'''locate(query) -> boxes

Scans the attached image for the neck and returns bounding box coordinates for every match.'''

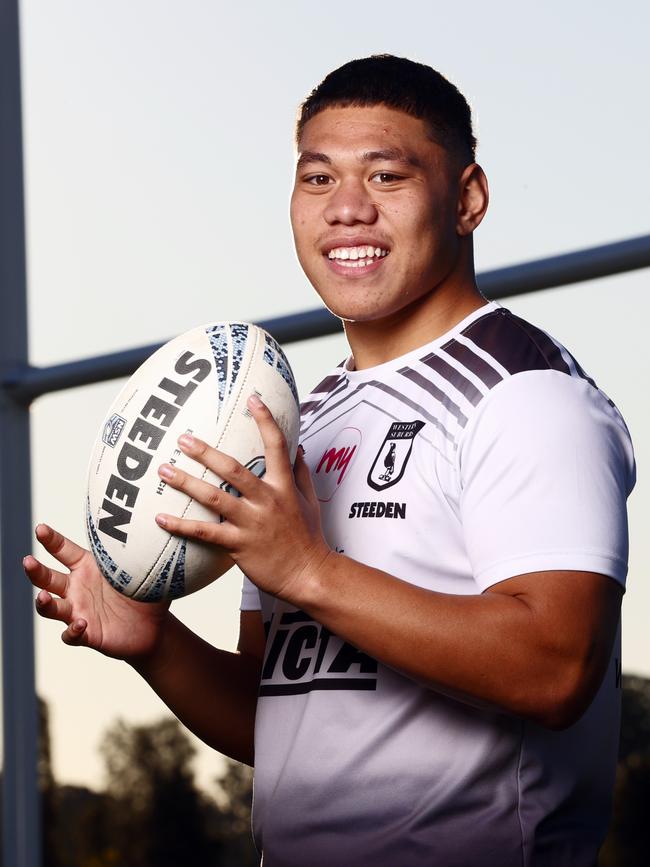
[344,277,486,372]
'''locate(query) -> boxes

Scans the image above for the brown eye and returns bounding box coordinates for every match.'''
[307,174,331,186]
[372,172,401,184]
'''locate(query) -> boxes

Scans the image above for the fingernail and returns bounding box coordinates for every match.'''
[298,445,305,455]
[156,514,168,527]
[178,433,194,448]
[159,464,174,480]
[248,393,263,408]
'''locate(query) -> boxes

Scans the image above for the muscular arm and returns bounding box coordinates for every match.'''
[155,394,630,732]
[133,609,265,765]
[290,557,622,729]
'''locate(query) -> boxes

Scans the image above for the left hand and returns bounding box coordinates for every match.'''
[155,394,332,602]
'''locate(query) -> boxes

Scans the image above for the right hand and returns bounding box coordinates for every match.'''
[24,523,170,661]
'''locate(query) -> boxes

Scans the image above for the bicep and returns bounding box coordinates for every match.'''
[487,569,623,725]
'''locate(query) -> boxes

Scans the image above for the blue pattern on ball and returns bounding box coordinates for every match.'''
[262,332,299,407]
[168,540,187,599]
[229,323,249,396]
[141,540,187,601]
[86,502,134,594]
[206,324,229,405]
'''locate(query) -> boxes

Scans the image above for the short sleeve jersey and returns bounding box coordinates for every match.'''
[241,302,635,867]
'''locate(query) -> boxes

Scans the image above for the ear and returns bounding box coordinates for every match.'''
[456,163,489,236]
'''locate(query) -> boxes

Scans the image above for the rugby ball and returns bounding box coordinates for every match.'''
[86,322,300,601]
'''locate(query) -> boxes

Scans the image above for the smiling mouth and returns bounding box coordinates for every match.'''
[326,244,390,269]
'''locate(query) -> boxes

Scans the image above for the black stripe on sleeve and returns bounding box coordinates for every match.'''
[441,339,503,388]
[311,373,345,394]
[463,309,572,376]
[420,351,484,406]
[398,367,468,426]
[369,381,456,443]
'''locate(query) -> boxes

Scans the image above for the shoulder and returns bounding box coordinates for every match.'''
[451,305,595,384]
[453,307,634,486]
[451,305,627,434]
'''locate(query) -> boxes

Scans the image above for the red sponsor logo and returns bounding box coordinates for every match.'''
[313,427,361,502]
[317,446,356,484]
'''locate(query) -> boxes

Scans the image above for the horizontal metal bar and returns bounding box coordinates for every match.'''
[477,232,650,298]
[2,308,343,404]
[4,233,650,405]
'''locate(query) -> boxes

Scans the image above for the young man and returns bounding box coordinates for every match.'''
[25,56,635,866]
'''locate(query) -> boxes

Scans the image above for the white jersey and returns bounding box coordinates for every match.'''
[241,302,635,867]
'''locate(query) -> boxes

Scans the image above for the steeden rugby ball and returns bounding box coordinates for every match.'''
[86,322,300,601]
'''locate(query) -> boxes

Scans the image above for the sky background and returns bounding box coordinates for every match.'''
[18,0,649,792]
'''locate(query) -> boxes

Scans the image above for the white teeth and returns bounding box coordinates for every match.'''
[338,258,376,268]
[328,245,389,261]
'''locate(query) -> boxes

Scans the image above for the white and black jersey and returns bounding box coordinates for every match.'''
[242,301,635,867]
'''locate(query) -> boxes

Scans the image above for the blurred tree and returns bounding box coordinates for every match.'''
[100,716,222,867]
[35,688,259,865]
[618,675,650,761]
[33,671,648,867]
[54,785,119,867]
[213,758,258,867]
[38,696,61,867]
[599,675,650,867]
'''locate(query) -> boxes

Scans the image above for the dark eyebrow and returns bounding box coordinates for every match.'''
[296,147,424,172]
[361,148,424,168]
[296,151,332,170]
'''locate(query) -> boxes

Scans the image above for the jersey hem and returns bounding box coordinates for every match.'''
[475,551,628,592]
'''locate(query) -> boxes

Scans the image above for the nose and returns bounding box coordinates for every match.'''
[323,178,378,226]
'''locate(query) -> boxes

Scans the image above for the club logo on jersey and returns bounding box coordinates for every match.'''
[102,413,127,448]
[313,427,362,502]
[367,420,424,491]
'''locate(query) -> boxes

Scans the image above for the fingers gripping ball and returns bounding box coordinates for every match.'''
[86,322,300,602]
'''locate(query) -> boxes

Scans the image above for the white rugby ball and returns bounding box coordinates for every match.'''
[86,322,300,601]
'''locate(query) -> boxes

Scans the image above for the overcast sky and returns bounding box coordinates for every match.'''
[19,0,650,791]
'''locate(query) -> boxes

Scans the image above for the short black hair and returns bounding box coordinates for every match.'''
[296,54,476,166]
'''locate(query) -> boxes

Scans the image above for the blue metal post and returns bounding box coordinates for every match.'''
[0,0,42,865]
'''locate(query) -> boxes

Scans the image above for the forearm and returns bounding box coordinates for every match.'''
[292,552,616,728]
[131,613,260,765]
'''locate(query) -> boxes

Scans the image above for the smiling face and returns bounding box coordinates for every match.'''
[290,105,483,340]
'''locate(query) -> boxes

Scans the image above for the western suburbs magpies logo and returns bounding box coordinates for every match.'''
[367,420,424,491]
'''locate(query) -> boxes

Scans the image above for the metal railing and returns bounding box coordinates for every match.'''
[5,233,650,404]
